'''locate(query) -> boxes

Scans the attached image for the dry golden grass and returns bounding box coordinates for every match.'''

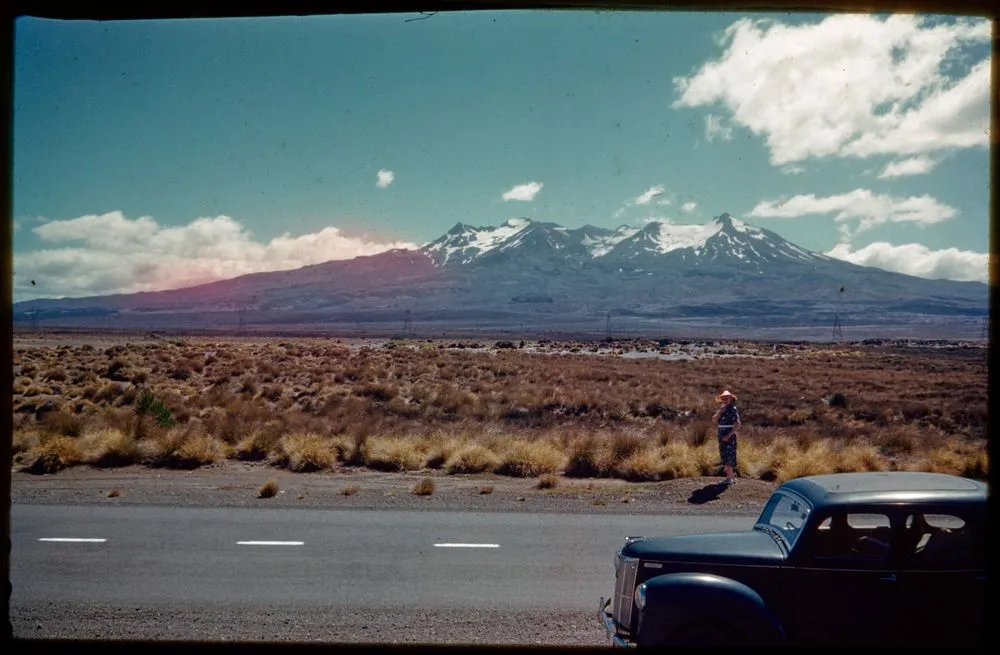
[660,440,707,480]
[537,473,558,489]
[444,443,501,474]
[615,448,663,482]
[341,485,360,496]
[233,430,282,462]
[21,435,83,474]
[420,433,463,470]
[79,427,139,467]
[273,433,337,472]
[258,479,279,498]
[412,477,436,496]
[365,436,425,472]
[11,337,988,482]
[496,440,565,477]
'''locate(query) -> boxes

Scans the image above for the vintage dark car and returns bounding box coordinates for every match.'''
[599,471,986,648]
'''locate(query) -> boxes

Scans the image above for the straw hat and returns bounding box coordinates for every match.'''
[715,390,737,403]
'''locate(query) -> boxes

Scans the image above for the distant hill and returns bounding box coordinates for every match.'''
[13,213,988,339]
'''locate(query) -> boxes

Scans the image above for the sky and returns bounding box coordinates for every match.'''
[11,9,992,302]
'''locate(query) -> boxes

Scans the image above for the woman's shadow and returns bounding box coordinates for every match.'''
[687,481,730,505]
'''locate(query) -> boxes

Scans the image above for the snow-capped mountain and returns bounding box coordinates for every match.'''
[13,213,988,337]
[421,213,833,271]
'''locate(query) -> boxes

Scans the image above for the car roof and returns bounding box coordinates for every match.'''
[777,472,987,510]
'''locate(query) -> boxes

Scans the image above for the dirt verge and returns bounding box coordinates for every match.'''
[11,461,773,516]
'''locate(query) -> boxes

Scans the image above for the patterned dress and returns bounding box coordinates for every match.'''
[716,403,740,467]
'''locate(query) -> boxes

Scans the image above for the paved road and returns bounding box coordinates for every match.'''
[11,504,755,642]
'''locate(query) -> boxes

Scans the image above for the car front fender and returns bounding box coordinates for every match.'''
[634,571,786,647]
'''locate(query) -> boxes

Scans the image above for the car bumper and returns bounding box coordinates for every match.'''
[599,597,636,648]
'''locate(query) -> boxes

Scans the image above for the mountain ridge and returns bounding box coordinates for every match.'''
[13,213,987,338]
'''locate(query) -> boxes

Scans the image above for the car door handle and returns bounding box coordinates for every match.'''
[879,574,897,582]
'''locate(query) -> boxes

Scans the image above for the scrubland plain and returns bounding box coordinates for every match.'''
[11,335,988,485]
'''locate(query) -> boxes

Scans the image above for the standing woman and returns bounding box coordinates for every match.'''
[712,390,741,486]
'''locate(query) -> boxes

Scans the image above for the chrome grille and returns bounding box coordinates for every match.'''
[612,554,639,631]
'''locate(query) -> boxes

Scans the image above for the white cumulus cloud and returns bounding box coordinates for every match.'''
[878,156,938,178]
[14,211,418,301]
[635,185,666,205]
[376,169,395,188]
[681,201,698,213]
[502,181,543,202]
[826,240,988,283]
[704,114,733,142]
[673,15,991,165]
[749,189,957,236]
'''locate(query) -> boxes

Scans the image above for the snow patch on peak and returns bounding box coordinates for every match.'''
[584,225,640,257]
[423,217,533,265]
[649,220,723,254]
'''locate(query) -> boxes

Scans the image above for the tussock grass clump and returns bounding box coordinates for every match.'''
[258,479,279,498]
[345,431,370,466]
[659,441,705,480]
[444,443,501,474]
[919,440,989,480]
[599,432,650,476]
[234,430,282,462]
[21,436,83,475]
[422,435,463,469]
[176,432,229,467]
[685,420,714,447]
[608,432,644,462]
[755,436,799,481]
[341,485,360,496]
[12,430,41,458]
[495,440,565,477]
[80,427,139,468]
[479,484,494,494]
[772,439,839,482]
[40,411,84,438]
[273,433,337,472]
[835,441,885,473]
[872,429,918,457]
[412,477,436,496]
[614,448,663,482]
[365,437,424,472]
[141,429,227,469]
[537,473,558,489]
[564,437,601,478]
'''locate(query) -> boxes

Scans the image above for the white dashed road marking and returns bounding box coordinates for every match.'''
[236,541,304,546]
[39,538,107,543]
[433,543,500,548]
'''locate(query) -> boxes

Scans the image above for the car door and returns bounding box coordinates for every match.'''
[894,507,986,649]
[782,509,902,646]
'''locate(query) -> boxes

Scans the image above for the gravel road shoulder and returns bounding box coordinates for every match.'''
[11,461,774,516]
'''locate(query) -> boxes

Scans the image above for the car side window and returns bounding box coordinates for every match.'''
[901,513,983,570]
[810,512,892,564]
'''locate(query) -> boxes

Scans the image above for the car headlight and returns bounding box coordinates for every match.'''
[634,582,647,611]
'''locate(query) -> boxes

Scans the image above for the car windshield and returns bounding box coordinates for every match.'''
[755,490,812,550]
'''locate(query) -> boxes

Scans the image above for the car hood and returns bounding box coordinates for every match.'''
[620,529,786,564]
